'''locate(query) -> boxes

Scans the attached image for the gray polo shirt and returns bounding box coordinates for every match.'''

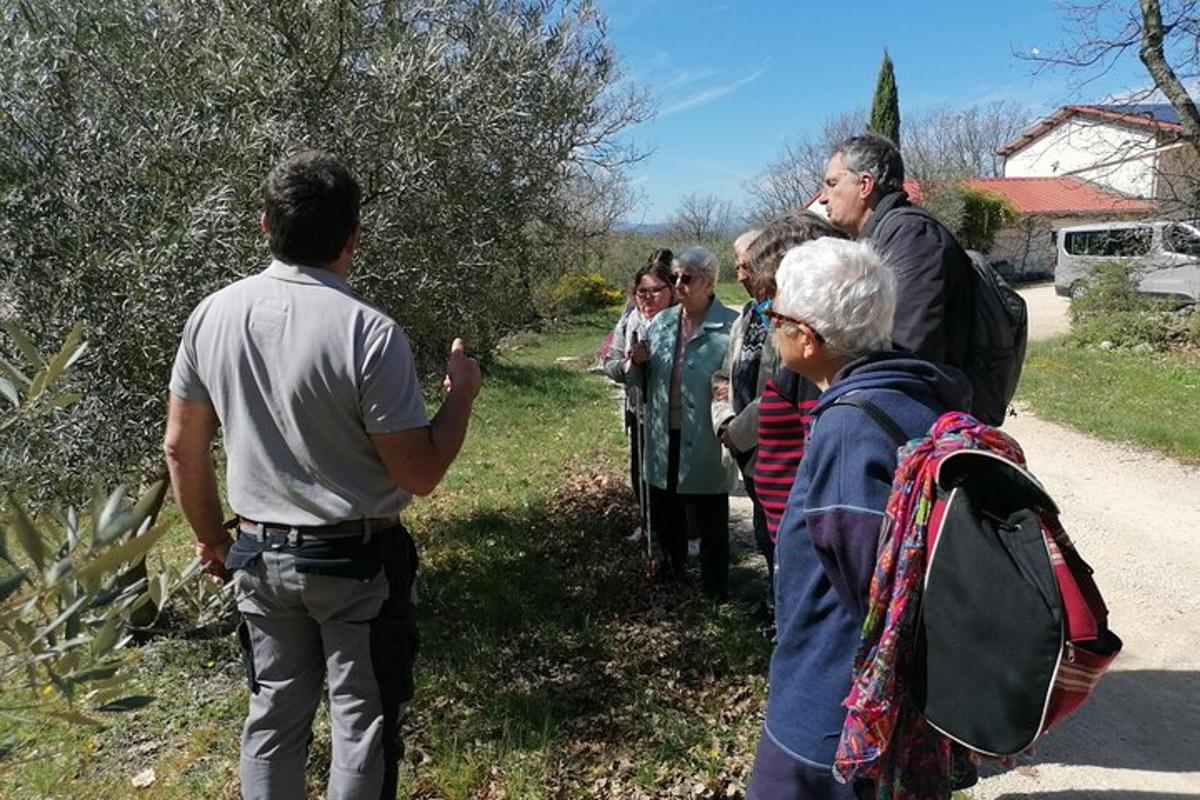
[170,260,429,526]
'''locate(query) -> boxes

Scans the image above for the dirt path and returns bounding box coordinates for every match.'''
[968,407,1200,797]
[728,285,1200,797]
[1021,283,1071,341]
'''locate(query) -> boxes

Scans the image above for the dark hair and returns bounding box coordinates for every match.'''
[646,247,673,271]
[263,150,362,267]
[746,211,847,298]
[833,133,905,196]
[631,260,673,292]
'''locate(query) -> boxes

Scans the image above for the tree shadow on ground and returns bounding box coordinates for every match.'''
[978,669,1199,777]
[410,468,770,781]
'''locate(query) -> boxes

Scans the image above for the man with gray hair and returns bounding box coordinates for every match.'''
[819,133,973,369]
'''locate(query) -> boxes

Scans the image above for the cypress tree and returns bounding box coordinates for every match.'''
[868,50,901,146]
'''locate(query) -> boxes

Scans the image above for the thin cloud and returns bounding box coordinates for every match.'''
[661,68,765,116]
[660,66,720,93]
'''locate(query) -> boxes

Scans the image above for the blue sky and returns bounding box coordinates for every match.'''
[601,0,1154,223]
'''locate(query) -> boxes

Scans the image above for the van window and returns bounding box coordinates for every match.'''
[1063,227,1152,257]
[1164,224,1200,256]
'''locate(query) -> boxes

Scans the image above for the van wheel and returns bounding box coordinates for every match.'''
[1070,282,1090,301]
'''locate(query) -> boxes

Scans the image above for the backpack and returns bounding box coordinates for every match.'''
[833,397,1122,759]
[880,207,1028,426]
[962,249,1029,427]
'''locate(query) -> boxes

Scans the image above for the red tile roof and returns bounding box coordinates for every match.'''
[905,176,1156,215]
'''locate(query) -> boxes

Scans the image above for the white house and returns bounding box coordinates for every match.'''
[998,104,1197,211]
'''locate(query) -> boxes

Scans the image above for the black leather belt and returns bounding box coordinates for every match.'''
[227,516,398,539]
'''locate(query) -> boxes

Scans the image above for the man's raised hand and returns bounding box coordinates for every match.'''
[444,337,482,399]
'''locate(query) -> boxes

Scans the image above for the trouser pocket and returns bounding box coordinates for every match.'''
[236,618,260,694]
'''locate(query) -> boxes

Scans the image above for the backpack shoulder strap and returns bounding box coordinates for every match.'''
[826,395,907,448]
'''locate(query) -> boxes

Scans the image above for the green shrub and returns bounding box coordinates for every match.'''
[1069,261,1165,320]
[924,182,1018,252]
[1070,311,1175,348]
[1184,312,1200,348]
[1067,260,1182,349]
[543,272,623,315]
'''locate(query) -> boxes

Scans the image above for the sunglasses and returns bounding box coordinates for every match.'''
[669,272,698,286]
[765,309,825,343]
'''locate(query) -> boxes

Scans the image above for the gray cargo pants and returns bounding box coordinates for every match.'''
[229,525,418,800]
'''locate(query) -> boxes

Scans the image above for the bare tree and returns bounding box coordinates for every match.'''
[904,101,1035,181]
[744,109,865,224]
[745,102,1032,223]
[1026,0,1200,212]
[668,193,735,242]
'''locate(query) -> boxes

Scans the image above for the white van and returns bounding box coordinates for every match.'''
[1054,220,1200,303]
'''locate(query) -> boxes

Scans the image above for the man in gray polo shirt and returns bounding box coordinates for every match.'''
[164,150,480,800]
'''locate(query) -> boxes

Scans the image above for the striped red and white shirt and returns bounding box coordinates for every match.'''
[753,367,821,541]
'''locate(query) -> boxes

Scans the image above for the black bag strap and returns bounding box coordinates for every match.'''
[827,395,908,448]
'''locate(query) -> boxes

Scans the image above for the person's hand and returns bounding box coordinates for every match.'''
[628,340,649,365]
[196,536,232,585]
[713,383,729,402]
[718,425,737,452]
[443,337,482,399]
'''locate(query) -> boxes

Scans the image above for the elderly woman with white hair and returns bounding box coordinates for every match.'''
[627,245,738,598]
[747,238,971,800]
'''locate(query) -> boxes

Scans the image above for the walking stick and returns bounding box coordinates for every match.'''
[630,331,655,582]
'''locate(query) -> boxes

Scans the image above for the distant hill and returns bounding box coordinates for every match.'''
[613,222,669,234]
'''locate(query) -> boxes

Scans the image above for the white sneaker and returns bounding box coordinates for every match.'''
[625,527,644,543]
[687,538,700,558]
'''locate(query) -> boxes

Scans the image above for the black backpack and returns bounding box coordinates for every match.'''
[962,248,1028,426]
[881,207,1028,426]
[831,396,1122,758]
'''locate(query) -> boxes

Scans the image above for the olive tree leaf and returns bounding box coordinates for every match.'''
[0,570,28,603]
[7,498,46,572]
[0,376,18,408]
[73,522,168,583]
[0,323,42,370]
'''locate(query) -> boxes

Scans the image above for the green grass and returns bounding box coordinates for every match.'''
[0,310,771,799]
[1017,338,1200,463]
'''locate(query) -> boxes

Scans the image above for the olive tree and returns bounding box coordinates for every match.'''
[1,323,196,722]
[0,0,647,501]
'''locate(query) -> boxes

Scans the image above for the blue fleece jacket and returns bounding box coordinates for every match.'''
[762,352,971,769]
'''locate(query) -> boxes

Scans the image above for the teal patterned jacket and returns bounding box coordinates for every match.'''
[631,298,738,495]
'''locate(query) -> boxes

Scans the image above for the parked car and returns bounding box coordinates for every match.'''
[1054,220,1200,303]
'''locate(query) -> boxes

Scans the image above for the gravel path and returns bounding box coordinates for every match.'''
[728,285,1200,797]
[968,407,1200,798]
[1021,283,1071,341]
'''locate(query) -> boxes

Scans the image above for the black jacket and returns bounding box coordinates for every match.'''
[861,190,974,368]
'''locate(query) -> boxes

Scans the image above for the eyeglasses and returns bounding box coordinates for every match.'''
[669,272,696,286]
[765,309,825,343]
[635,285,669,298]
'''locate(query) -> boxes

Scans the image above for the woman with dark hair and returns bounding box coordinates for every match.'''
[603,249,675,535]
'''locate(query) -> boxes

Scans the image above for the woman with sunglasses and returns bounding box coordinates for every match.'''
[603,249,675,534]
[747,238,971,800]
[626,245,738,598]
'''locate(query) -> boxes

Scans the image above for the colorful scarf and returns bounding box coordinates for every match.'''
[833,412,1026,798]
